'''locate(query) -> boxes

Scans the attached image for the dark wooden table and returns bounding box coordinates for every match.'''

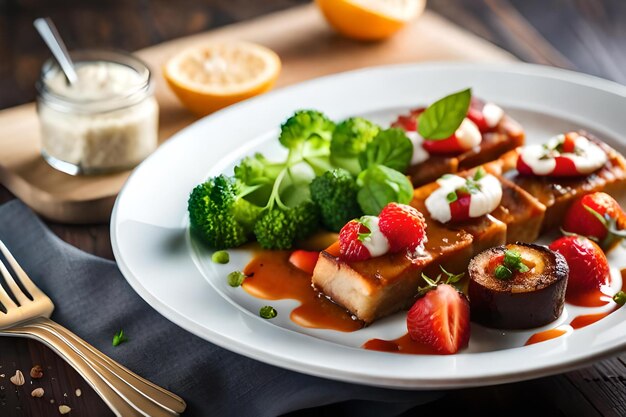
[1,0,626,416]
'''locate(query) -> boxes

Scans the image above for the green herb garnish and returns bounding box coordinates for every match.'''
[417,88,471,140]
[503,249,530,273]
[495,249,529,280]
[227,271,247,287]
[503,249,522,268]
[212,250,230,264]
[418,265,465,295]
[473,167,486,181]
[259,306,278,319]
[112,330,128,347]
[357,216,376,242]
[613,291,626,306]
[446,191,458,203]
[494,265,513,280]
[356,165,414,215]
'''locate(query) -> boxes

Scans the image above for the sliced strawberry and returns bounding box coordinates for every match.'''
[516,153,580,177]
[289,250,320,275]
[562,132,578,153]
[562,192,626,248]
[338,220,371,262]
[467,98,491,132]
[449,191,472,222]
[552,156,579,177]
[391,108,424,132]
[378,202,427,252]
[549,235,610,296]
[406,283,470,354]
[422,135,465,154]
[516,154,534,176]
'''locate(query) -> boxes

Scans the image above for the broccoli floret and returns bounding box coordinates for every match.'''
[190,110,338,251]
[279,110,335,150]
[330,117,380,176]
[291,200,320,240]
[254,209,294,249]
[310,169,362,232]
[253,201,319,249]
[188,175,262,249]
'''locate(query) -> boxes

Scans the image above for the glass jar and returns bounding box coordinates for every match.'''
[36,50,159,175]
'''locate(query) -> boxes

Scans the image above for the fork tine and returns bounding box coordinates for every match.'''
[0,256,29,306]
[0,258,20,310]
[0,240,46,301]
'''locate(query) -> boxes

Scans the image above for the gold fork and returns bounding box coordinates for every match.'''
[0,240,186,416]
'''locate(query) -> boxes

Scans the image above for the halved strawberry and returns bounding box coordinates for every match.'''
[549,235,610,296]
[406,283,470,354]
[378,202,427,252]
[467,99,490,132]
[338,219,371,262]
[391,108,424,132]
[562,132,578,153]
[516,153,580,177]
[562,192,626,249]
[449,191,472,222]
[289,250,320,275]
[421,135,465,154]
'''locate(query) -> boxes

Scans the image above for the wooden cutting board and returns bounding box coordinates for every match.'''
[0,4,516,224]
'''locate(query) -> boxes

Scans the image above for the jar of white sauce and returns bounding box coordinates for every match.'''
[36,50,159,175]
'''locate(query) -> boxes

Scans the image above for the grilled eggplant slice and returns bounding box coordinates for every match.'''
[468,243,568,329]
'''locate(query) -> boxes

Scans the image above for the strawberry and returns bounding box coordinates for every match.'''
[449,191,472,222]
[391,108,424,132]
[467,100,490,132]
[421,136,466,154]
[407,281,470,355]
[549,235,610,296]
[338,219,371,262]
[562,192,626,249]
[378,202,427,252]
[288,250,320,275]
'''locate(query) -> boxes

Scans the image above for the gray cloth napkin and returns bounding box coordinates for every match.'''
[0,200,440,417]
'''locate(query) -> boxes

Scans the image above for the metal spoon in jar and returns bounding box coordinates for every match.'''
[33,17,78,85]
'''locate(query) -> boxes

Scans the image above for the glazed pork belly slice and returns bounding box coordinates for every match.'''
[405,113,525,187]
[490,175,546,243]
[413,164,545,245]
[500,131,626,233]
[312,213,474,324]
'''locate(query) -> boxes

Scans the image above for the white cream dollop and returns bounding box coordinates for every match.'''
[359,216,390,257]
[425,173,502,223]
[425,175,466,223]
[468,174,503,218]
[455,118,482,150]
[482,102,504,128]
[405,131,429,164]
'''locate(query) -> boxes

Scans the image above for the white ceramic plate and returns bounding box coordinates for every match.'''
[112,63,626,389]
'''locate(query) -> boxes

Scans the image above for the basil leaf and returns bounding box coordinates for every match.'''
[356,165,414,215]
[417,88,472,140]
[358,128,413,173]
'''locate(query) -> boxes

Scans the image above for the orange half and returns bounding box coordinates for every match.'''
[316,0,426,41]
[164,41,281,116]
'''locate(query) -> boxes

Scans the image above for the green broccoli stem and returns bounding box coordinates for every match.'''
[265,166,289,211]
